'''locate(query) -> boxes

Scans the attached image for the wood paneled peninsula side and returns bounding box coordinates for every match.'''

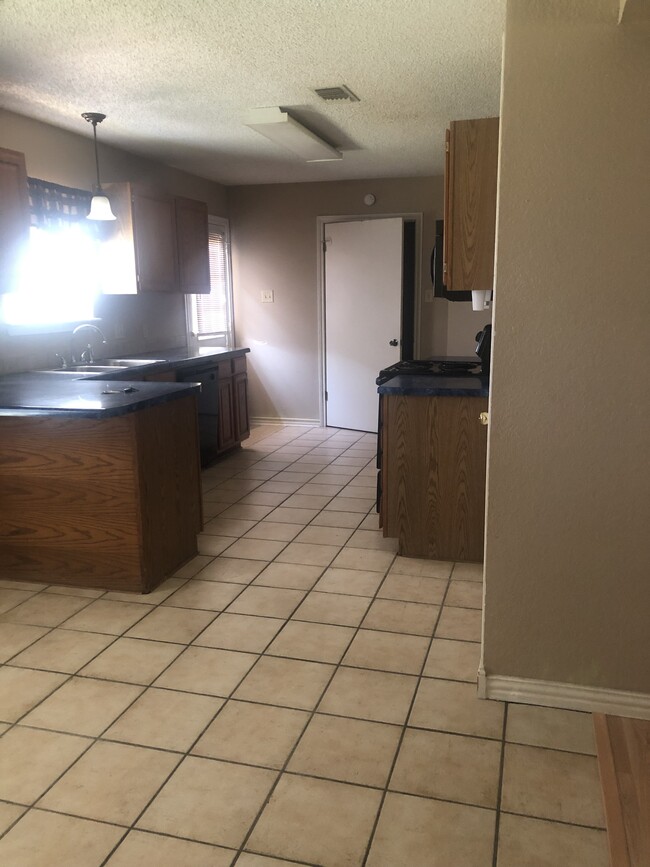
[0,379,202,592]
[377,373,489,562]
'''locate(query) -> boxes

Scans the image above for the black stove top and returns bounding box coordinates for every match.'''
[376,358,485,385]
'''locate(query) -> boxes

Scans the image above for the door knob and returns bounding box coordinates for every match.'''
[389,339,399,346]
[479,412,489,426]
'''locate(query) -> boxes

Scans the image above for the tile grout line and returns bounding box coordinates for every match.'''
[491,701,509,866]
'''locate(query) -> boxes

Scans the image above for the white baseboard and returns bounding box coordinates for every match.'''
[251,416,321,426]
[481,672,650,720]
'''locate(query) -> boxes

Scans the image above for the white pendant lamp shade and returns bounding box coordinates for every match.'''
[87,194,116,221]
[81,111,117,221]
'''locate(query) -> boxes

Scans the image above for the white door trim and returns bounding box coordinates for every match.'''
[316,212,423,427]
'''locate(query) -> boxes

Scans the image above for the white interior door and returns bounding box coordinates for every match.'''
[324,218,403,432]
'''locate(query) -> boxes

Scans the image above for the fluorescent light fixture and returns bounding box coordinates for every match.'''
[244,107,342,162]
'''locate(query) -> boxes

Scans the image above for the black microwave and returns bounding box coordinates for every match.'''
[431,219,472,302]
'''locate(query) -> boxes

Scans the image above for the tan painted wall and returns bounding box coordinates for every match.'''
[228,176,484,422]
[484,0,650,693]
[0,110,228,373]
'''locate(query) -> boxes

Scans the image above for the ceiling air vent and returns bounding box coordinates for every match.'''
[314,85,359,103]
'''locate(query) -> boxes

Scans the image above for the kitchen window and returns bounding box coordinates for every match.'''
[186,216,234,347]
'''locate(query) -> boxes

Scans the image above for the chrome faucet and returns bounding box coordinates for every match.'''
[71,323,107,364]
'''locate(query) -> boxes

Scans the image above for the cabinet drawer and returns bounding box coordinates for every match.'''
[217,360,233,378]
[233,355,247,375]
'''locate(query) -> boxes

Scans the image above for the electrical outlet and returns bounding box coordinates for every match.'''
[424,290,434,303]
[261,290,274,303]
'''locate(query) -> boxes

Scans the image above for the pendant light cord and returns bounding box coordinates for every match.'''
[92,121,102,192]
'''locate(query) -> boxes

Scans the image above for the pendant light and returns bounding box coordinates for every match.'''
[81,112,116,221]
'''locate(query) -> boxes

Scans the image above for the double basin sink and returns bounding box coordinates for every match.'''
[38,359,167,376]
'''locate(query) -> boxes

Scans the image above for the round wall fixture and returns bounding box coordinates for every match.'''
[363,193,376,206]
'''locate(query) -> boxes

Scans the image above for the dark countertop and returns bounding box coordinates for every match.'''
[378,373,489,397]
[0,345,250,418]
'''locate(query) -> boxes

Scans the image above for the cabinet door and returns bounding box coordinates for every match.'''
[175,197,211,294]
[217,377,237,452]
[132,192,178,292]
[0,148,30,294]
[444,117,499,293]
[234,373,250,442]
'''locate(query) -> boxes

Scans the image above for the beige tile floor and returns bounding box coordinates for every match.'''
[0,424,609,866]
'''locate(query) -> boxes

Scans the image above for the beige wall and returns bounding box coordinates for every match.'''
[484,0,650,693]
[228,176,484,422]
[0,110,228,374]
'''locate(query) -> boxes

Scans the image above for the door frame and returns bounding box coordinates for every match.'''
[316,212,423,426]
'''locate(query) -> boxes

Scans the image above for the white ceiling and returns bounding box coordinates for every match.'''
[0,0,506,186]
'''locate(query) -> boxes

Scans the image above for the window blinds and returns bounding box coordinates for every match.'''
[192,218,232,337]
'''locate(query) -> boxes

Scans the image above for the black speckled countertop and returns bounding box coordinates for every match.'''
[378,374,489,398]
[0,345,249,418]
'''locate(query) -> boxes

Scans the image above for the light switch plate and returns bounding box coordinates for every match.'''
[261,290,274,303]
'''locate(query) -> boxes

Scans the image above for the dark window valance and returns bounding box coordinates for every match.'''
[28,178,92,230]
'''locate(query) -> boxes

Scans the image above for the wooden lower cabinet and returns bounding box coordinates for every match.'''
[380,394,488,561]
[217,374,237,452]
[0,395,202,592]
[234,371,250,442]
[216,355,250,455]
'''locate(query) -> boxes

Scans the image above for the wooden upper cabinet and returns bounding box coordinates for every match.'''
[443,117,499,293]
[132,190,178,293]
[0,148,30,294]
[175,197,211,294]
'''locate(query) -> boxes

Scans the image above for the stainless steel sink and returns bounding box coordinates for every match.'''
[36,366,125,375]
[102,358,167,366]
[37,358,168,375]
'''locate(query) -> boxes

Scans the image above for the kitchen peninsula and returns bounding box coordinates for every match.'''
[0,378,202,592]
[377,372,489,562]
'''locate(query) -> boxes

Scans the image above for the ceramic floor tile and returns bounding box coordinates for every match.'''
[104,687,223,752]
[452,562,484,582]
[224,539,289,561]
[154,646,257,697]
[0,580,47,591]
[63,600,153,635]
[245,521,304,542]
[501,743,606,827]
[410,678,504,739]
[292,590,371,627]
[11,628,114,674]
[0,802,25,835]
[319,666,417,724]
[102,577,188,605]
[196,557,265,584]
[21,676,143,736]
[266,620,355,664]
[391,727,502,808]
[313,566,384,597]
[193,699,308,769]
[496,813,609,867]
[138,755,276,847]
[282,494,333,510]
[239,491,293,507]
[366,792,495,867]
[423,638,481,682]
[234,656,334,710]
[195,613,285,652]
[294,525,354,546]
[436,605,482,641]
[0,809,124,867]
[345,529,399,552]
[325,496,374,512]
[80,637,183,685]
[287,713,401,788]
[0,587,41,615]
[0,726,90,803]
[173,554,215,579]
[227,585,306,618]
[39,740,180,825]
[162,579,243,611]
[253,562,324,591]
[220,503,276,521]
[107,830,234,867]
[310,510,363,529]
[259,482,303,495]
[362,598,440,636]
[343,629,429,674]
[0,622,50,663]
[248,773,382,867]
[0,592,92,627]
[198,535,237,556]
[446,580,484,609]
[275,542,340,567]
[506,704,596,754]
[44,585,106,599]
[0,665,67,722]
[204,517,258,536]
[267,507,320,524]
[125,605,216,644]
[377,573,447,605]
[390,556,454,579]
[332,548,395,572]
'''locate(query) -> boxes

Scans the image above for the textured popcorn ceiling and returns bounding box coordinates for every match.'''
[0,0,505,185]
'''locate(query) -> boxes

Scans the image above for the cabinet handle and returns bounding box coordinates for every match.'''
[389,339,399,346]
[479,412,489,426]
